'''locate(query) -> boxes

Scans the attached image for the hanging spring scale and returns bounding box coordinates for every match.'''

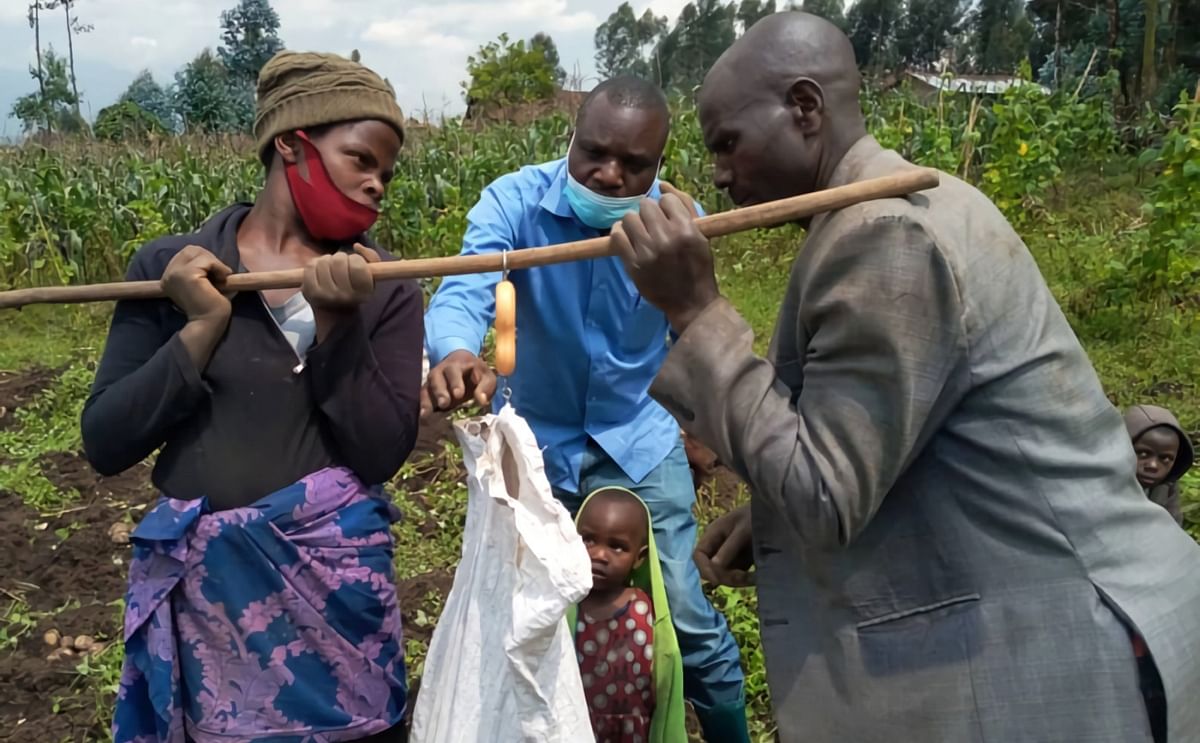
[494,248,516,405]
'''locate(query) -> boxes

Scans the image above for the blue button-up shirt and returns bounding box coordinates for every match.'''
[425,158,698,493]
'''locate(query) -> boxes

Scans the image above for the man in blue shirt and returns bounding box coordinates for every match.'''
[422,77,749,741]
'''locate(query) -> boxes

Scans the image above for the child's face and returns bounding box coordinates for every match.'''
[577,497,649,594]
[1134,426,1181,489]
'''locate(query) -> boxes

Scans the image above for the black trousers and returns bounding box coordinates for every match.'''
[1139,652,1167,743]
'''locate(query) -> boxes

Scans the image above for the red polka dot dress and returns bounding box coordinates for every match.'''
[575,588,656,743]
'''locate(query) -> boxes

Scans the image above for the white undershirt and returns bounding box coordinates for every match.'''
[267,292,317,361]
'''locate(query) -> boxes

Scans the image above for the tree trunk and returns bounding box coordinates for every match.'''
[63,0,80,115]
[1054,0,1063,88]
[1164,0,1180,74]
[1140,0,1159,103]
[1107,0,1129,105]
[31,1,50,132]
[1106,0,1119,51]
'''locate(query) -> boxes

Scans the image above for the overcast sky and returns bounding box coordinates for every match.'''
[0,0,705,138]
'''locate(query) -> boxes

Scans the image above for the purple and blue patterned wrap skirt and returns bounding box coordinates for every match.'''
[113,467,407,743]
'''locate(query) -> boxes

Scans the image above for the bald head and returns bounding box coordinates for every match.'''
[705,11,861,112]
[696,11,868,205]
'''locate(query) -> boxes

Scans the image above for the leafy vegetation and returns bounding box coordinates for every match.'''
[594,2,670,80]
[0,363,92,511]
[10,48,85,136]
[93,101,170,142]
[216,0,285,131]
[117,71,177,134]
[1134,86,1200,296]
[462,34,561,109]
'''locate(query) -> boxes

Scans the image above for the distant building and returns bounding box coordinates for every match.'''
[463,88,586,125]
[899,71,1052,100]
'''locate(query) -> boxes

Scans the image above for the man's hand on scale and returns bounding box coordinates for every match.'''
[420,350,497,417]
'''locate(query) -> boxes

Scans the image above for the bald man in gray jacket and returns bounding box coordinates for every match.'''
[611,11,1200,743]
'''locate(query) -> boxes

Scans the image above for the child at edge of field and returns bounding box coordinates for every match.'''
[569,487,688,743]
[1125,404,1194,526]
[1123,403,1194,743]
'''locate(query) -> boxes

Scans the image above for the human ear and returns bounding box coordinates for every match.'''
[275,132,302,165]
[786,77,825,136]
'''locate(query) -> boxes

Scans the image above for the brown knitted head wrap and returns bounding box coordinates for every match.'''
[254,51,405,162]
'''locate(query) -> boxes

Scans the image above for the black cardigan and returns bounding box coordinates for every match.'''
[81,204,423,509]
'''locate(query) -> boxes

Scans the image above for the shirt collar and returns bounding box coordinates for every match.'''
[539,158,575,219]
[538,157,665,223]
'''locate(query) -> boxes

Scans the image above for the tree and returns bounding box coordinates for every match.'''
[655,0,737,91]
[972,0,1035,72]
[26,2,48,132]
[1162,0,1178,72]
[1160,0,1198,96]
[796,0,847,30]
[462,33,557,107]
[897,0,964,68]
[1139,0,1159,100]
[1161,0,1198,78]
[846,0,903,69]
[530,32,567,86]
[11,48,84,134]
[58,0,92,116]
[594,2,668,80]
[218,0,284,129]
[1024,0,1197,107]
[736,0,777,31]
[120,70,176,131]
[174,49,240,133]
[218,0,284,80]
[94,100,168,140]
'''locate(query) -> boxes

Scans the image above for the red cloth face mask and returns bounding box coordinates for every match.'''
[284,130,379,242]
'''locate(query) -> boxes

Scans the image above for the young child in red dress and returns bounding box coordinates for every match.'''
[573,488,656,743]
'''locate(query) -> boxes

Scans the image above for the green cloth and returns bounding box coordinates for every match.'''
[567,488,688,743]
[253,50,405,159]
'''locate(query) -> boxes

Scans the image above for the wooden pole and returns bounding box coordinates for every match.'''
[1073,48,1099,100]
[0,170,939,310]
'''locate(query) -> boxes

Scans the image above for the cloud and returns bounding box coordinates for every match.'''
[635,0,693,21]
[0,4,28,25]
[378,1,598,34]
[362,20,470,53]
[0,0,702,133]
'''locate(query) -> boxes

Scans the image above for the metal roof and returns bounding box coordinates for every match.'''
[906,71,1052,96]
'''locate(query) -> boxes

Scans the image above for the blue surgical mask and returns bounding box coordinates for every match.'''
[564,171,653,230]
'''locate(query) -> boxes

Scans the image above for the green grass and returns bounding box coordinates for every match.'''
[0,362,94,510]
[62,603,126,739]
[388,440,468,580]
[0,596,43,652]
[712,227,798,356]
[0,305,108,370]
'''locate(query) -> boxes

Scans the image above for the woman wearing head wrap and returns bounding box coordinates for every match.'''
[83,52,419,742]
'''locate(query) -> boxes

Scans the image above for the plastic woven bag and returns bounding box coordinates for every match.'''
[410,404,595,743]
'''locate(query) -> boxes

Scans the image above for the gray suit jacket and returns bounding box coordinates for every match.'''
[651,136,1200,741]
